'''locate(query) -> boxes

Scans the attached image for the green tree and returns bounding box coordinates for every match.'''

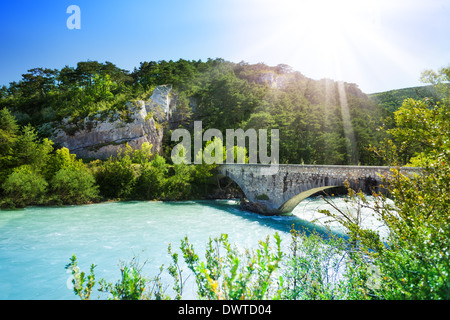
[94,151,137,200]
[50,167,99,205]
[130,142,152,165]
[420,65,450,103]
[11,124,53,172]
[133,154,168,200]
[195,71,264,131]
[383,97,449,166]
[43,147,84,179]
[2,165,48,208]
[165,163,195,200]
[0,108,19,179]
[89,74,115,101]
[20,68,57,98]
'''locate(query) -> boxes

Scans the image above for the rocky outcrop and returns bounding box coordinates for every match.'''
[145,85,173,122]
[51,85,173,159]
[240,198,277,216]
[255,72,290,89]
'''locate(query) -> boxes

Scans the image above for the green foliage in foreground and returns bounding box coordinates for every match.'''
[66,229,375,300]
[319,162,450,300]
[66,152,450,301]
[320,65,450,299]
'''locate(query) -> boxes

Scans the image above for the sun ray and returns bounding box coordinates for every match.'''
[337,81,358,164]
[231,0,436,93]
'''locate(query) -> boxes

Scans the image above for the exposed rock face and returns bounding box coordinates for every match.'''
[51,85,173,159]
[255,72,289,88]
[145,85,173,122]
[240,71,292,89]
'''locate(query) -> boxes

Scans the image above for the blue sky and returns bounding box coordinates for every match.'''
[1,0,449,93]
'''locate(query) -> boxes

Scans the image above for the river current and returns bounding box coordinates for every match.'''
[0,197,384,300]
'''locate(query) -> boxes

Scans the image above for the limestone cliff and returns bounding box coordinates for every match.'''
[254,72,290,88]
[51,85,173,159]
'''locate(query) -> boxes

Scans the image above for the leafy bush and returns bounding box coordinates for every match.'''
[364,66,449,299]
[1,165,48,208]
[94,154,137,200]
[164,163,195,200]
[133,155,168,200]
[65,255,96,300]
[50,167,99,205]
[179,233,283,300]
[66,255,172,300]
[321,163,450,300]
[281,229,371,300]
[66,229,375,300]
[98,258,169,300]
[256,194,270,200]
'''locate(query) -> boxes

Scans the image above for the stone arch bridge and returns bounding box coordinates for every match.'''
[217,164,421,215]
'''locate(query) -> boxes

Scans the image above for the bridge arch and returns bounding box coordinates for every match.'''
[278,186,339,214]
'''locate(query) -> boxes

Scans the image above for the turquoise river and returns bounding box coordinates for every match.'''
[0,197,384,300]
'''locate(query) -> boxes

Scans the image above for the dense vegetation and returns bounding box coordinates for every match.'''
[1,58,449,300]
[1,58,388,166]
[0,58,393,208]
[0,107,216,208]
[368,85,439,113]
[66,65,449,300]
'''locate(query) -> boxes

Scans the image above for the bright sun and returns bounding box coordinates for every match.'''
[278,0,383,78]
[233,0,429,92]
[237,0,409,84]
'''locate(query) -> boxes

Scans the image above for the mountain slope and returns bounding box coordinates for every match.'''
[368,85,438,112]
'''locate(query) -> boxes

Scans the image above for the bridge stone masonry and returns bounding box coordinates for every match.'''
[217,164,422,216]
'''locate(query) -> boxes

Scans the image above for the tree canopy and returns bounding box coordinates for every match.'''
[0,58,398,166]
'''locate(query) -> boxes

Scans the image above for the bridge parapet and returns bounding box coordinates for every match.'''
[217,164,421,215]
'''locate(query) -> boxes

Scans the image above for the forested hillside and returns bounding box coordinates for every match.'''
[0,58,389,166]
[369,85,439,112]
